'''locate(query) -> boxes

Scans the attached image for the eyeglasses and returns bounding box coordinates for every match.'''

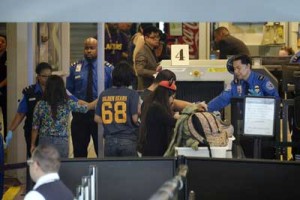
[27,159,34,166]
[148,36,160,40]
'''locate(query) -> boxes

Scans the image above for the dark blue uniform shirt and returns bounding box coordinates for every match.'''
[208,71,280,112]
[66,59,98,101]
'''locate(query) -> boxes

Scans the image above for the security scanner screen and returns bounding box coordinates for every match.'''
[243,96,276,137]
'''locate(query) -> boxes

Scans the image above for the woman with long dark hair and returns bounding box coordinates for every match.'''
[138,80,177,156]
[31,75,95,158]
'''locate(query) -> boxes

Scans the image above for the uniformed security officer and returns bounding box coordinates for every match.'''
[207,54,280,159]
[6,62,52,157]
[67,37,99,157]
[208,54,279,112]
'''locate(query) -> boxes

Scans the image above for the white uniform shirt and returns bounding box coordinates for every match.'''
[24,173,60,200]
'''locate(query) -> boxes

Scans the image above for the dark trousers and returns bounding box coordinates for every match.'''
[71,111,98,157]
[24,130,39,158]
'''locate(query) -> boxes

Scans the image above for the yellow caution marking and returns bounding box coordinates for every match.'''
[3,186,21,200]
[207,68,227,73]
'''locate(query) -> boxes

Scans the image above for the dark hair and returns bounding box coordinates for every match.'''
[32,144,60,173]
[143,26,159,37]
[280,46,295,55]
[214,27,230,36]
[0,34,7,41]
[138,85,175,152]
[154,69,176,84]
[140,23,153,30]
[43,75,68,120]
[112,61,135,87]
[232,54,252,67]
[35,62,52,75]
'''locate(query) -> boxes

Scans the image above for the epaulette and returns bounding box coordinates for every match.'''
[258,75,265,81]
[104,61,114,68]
[22,85,35,95]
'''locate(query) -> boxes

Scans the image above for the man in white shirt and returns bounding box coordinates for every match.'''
[24,144,73,200]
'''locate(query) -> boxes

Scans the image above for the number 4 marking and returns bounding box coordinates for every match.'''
[175,49,184,61]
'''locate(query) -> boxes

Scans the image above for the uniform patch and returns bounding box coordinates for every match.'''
[75,63,82,72]
[266,81,275,90]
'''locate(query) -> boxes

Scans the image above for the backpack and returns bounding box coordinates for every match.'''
[164,104,233,157]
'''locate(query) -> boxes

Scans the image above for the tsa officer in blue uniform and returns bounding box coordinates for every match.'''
[208,54,279,112]
[207,54,280,159]
[67,37,100,157]
[6,62,52,157]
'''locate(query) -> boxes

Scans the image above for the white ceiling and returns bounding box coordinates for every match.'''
[0,0,300,22]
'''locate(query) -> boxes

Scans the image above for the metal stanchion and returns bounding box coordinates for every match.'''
[74,165,97,200]
[148,165,188,200]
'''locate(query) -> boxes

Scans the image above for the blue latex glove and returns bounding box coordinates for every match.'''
[5,130,13,147]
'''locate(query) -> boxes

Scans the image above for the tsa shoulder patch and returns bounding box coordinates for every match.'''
[266,81,275,90]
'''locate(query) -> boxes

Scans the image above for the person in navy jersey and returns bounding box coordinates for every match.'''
[105,23,129,66]
[24,144,74,200]
[94,61,140,157]
[208,54,279,112]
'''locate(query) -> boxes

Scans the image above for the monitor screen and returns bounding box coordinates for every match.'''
[243,96,276,137]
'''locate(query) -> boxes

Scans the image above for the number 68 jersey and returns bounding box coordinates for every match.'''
[95,86,140,138]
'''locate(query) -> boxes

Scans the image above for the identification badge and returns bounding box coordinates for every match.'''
[75,63,82,72]
[75,75,81,79]
[29,97,36,101]
[237,85,242,96]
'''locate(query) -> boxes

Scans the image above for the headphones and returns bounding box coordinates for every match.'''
[159,80,177,91]
[226,55,236,74]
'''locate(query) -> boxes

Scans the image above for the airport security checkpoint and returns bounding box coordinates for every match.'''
[2,56,297,200]
[2,21,300,199]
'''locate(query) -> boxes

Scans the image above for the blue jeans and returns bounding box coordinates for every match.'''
[39,135,69,158]
[104,137,137,157]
